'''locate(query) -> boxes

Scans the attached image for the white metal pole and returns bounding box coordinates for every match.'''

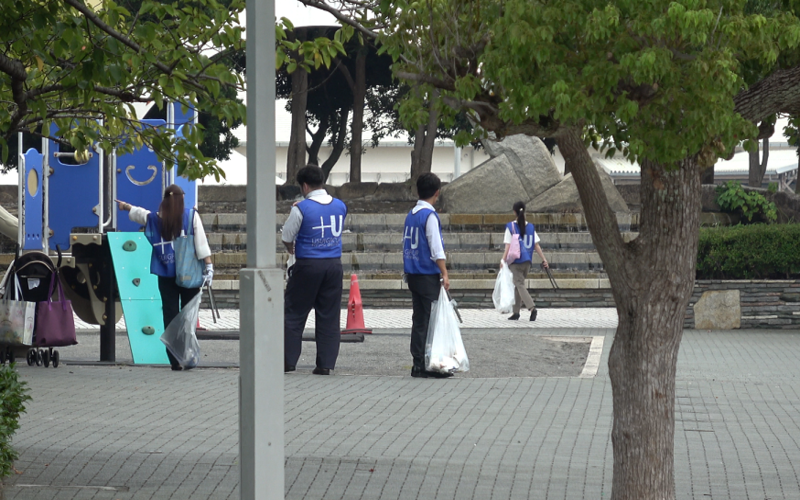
[166,103,174,189]
[98,146,104,234]
[454,145,461,179]
[240,1,283,499]
[43,137,49,251]
[111,151,117,231]
[17,133,23,248]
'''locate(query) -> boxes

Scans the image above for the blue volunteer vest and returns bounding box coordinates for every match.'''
[145,208,194,277]
[295,198,347,259]
[506,221,536,264]
[403,208,443,275]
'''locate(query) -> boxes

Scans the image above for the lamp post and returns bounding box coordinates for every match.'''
[240,1,283,499]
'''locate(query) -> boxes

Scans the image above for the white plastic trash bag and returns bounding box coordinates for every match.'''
[160,292,202,369]
[493,262,515,314]
[425,286,469,374]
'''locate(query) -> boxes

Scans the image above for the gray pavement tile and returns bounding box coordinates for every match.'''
[5,329,800,499]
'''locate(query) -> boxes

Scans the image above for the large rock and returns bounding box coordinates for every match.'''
[440,154,530,213]
[338,182,378,199]
[527,163,630,213]
[482,135,562,200]
[440,135,561,213]
[693,290,741,330]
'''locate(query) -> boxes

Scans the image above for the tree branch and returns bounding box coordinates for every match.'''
[297,0,379,41]
[62,0,173,76]
[395,71,456,91]
[735,64,800,123]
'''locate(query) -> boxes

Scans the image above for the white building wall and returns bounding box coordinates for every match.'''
[271,143,492,185]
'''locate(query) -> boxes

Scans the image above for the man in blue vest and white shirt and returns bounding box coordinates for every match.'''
[282,165,347,375]
[403,173,453,378]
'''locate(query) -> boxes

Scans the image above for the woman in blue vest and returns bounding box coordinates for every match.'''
[501,201,549,321]
[117,184,213,370]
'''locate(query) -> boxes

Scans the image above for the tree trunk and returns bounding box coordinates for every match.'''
[700,164,714,185]
[410,90,440,183]
[286,66,308,185]
[349,50,366,183]
[307,113,330,167]
[321,109,349,182]
[748,137,770,187]
[559,127,701,500]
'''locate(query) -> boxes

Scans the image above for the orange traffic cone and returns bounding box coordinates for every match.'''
[342,274,372,335]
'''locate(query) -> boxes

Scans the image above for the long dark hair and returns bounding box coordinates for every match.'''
[513,201,526,237]
[159,184,185,241]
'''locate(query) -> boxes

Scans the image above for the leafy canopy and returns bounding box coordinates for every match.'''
[0,0,246,181]
[375,0,800,167]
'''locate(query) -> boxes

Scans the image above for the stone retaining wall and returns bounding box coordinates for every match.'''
[684,280,800,329]
[200,279,800,329]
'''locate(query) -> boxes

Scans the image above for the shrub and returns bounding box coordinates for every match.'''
[697,224,800,279]
[715,180,777,223]
[0,363,30,481]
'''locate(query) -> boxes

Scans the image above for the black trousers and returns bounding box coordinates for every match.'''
[158,276,200,368]
[284,258,343,370]
[406,273,441,369]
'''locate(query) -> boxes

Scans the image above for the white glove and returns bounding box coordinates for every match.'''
[203,263,214,286]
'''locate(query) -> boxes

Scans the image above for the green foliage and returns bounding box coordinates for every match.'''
[0,363,31,480]
[371,0,800,167]
[768,181,779,193]
[275,18,350,73]
[715,180,778,222]
[786,115,800,157]
[0,0,247,180]
[697,223,800,278]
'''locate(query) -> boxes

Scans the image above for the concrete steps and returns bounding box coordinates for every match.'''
[199,212,630,282]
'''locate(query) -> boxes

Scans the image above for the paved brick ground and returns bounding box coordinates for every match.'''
[5,328,800,499]
[75,307,620,331]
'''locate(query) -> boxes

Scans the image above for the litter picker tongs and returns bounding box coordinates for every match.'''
[542,263,559,289]
[204,283,221,323]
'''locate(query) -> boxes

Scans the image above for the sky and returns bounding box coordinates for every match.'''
[275,2,337,26]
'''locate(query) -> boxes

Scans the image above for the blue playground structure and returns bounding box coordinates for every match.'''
[11,103,199,365]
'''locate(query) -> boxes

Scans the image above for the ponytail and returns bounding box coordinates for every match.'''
[159,184,185,241]
[513,201,526,237]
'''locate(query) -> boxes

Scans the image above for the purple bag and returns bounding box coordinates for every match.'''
[34,274,77,347]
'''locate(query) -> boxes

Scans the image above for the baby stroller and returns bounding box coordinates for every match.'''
[1,248,69,367]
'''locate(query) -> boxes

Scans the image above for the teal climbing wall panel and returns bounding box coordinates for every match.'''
[107,232,168,365]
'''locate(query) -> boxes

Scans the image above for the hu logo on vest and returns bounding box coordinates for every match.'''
[403,226,421,261]
[311,215,343,248]
[523,234,534,249]
[312,215,344,238]
[403,226,420,249]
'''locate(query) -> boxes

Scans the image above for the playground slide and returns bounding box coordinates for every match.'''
[107,233,169,365]
[0,206,18,242]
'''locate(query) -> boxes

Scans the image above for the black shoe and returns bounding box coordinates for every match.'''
[170,365,183,371]
[284,364,296,373]
[312,367,331,375]
[411,366,429,378]
[530,308,537,321]
[508,313,520,320]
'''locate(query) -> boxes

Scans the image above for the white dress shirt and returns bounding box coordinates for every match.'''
[412,200,446,261]
[128,206,211,259]
[281,189,334,243]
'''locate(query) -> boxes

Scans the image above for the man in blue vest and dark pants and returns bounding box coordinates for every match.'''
[403,173,453,378]
[282,165,347,375]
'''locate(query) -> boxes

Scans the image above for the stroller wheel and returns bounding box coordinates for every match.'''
[52,350,60,368]
[42,349,50,368]
[26,349,35,366]
[35,349,43,367]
